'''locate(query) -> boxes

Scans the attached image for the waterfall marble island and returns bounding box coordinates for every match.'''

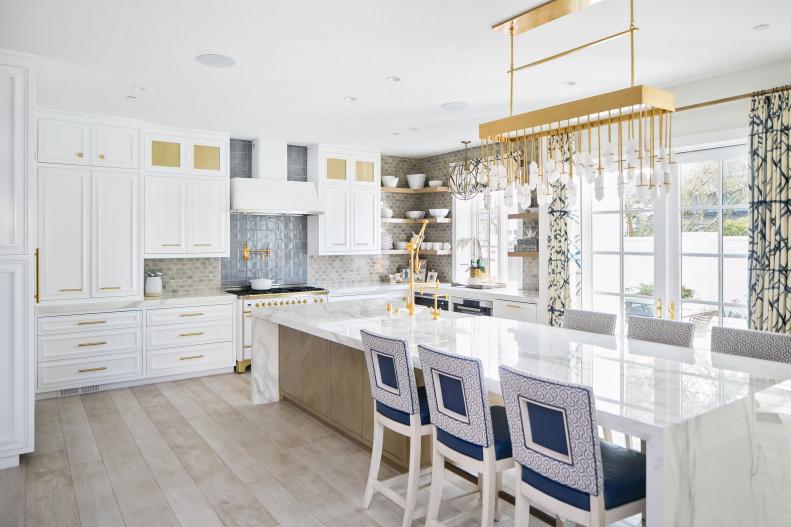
[251,299,791,526]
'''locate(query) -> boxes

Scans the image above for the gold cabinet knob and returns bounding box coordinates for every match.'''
[99,153,105,160]
[76,152,84,158]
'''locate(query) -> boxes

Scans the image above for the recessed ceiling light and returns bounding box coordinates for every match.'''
[392,132,400,136]
[130,86,147,93]
[440,101,469,111]
[196,53,236,68]
[125,95,137,100]
[752,24,770,31]
[408,127,420,132]
[385,75,402,83]
[561,80,576,87]
[343,96,357,102]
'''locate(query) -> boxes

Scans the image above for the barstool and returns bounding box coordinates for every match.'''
[562,309,617,336]
[627,315,695,347]
[499,365,646,527]
[711,325,791,363]
[417,344,513,527]
[360,330,432,527]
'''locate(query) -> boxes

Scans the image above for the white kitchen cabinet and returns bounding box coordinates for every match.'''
[188,177,228,254]
[37,118,91,165]
[351,188,379,251]
[190,138,226,177]
[144,175,187,254]
[145,130,228,176]
[0,261,33,469]
[91,125,139,168]
[0,64,30,256]
[145,132,187,173]
[38,166,91,301]
[321,186,351,252]
[92,170,140,298]
[492,299,537,323]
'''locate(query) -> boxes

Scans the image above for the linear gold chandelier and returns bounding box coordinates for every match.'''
[478,0,676,205]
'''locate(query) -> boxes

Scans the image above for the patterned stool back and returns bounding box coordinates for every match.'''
[627,315,694,347]
[711,326,791,363]
[499,365,603,498]
[417,344,494,448]
[360,330,420,415]
[562,309,617,336]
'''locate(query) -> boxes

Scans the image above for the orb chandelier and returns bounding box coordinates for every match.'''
[447,140,486,200]
[477,0,676,205]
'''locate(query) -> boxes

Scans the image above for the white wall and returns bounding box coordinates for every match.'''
[666,58,791,148]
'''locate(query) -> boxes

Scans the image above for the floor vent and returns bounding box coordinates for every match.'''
[59,385,102,397]
[60,388,79,397]
[79,385,102,394]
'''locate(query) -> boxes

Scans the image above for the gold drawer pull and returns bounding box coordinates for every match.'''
[505,304,522,309]
[77,320,107,326]
[179,312,204,317]
[179,331,204,337]
[76,152,84,158]
[60,288,83,292]
[78,366,107,373]
[243,310,252,315]
[179,354,204,361]
[78,341,107,347]
[160,243,180,247]
[193,243,211,247]
[99,153,105,160]
[243,345,252,349]
[100,286,121,290]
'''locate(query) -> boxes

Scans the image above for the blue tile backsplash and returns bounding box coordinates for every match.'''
[221,143,309,287]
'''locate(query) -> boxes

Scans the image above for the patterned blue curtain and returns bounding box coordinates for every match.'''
[546,134,574,326]
[748,89,791,334]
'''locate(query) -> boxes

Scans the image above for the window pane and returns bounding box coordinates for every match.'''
[722,305,748,329]
[681,160,719,207]
[723,209,748,254]
[722,157,749,206]
[624,296,655,318]
[623,180,652,210]
[722,257,748,305]
[592,182,621,212]
[592,213,620,252]
[623,211,653,253]
[592,254,620,293]
[623,255,654,297]
[593,294,623,332]
[681,210,719,254]
[681,256,719,302]
[681,302,719,347]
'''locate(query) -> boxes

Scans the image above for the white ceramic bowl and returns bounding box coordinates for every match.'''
[395,241,409,250]
[428,180,443,187]
[428,208,449,218]
[381,207,394,218]
[442,242,451,250]
[381,176,399,188]
[406,174,426,189]
[251,278,272,290]
[405,210,426,219]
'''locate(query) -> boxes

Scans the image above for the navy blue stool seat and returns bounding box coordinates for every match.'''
[436,406,512,461]
[376,386,431,426]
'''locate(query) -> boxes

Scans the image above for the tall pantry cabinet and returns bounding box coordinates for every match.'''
[0,51,35,469]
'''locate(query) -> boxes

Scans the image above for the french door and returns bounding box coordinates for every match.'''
[581,143,749,343]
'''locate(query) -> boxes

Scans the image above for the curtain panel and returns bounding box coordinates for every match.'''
[546,134,574,326]
[748,89,791,334]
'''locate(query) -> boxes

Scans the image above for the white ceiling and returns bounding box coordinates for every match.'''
[1,0,789,157]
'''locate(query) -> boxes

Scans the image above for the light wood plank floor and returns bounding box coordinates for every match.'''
[0,373,639,526]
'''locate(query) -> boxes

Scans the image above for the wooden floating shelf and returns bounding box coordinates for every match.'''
[381,186,450,194]
[508,251,539,257]
[381,249,452,256]
[381,217,452,224]
[508,210,539,220]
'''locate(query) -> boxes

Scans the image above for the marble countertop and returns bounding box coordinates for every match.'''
[35,290,236,315]
[254,298,791,434]
[324,281,540,303]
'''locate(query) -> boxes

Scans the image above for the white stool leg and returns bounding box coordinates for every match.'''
[480,451,497,527]
[513,476,529,527]
[402,431,422,527]
[426,436,444,525]
[494,471,503,522]
[363,417,384,508]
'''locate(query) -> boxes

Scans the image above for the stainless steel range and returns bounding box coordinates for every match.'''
[224,285,329,373]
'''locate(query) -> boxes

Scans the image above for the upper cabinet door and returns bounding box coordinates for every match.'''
[351,189,379,252]
[188,178,228,254]
[144,175,187,254]
[321,187,350,252]
[322,153,349,183]
[0,64,28,255]
[92,125,139,169]
[190,139,226,177]
[92,171,140,298]
[38,118,90,165]
[353,156,380,186]
[145,133,186,173]
[38,167,90,301]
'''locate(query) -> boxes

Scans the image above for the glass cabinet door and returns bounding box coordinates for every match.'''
[146,134,185,173]
[325,156,348,182]
[191,139,225,175]
[354,159,375,183]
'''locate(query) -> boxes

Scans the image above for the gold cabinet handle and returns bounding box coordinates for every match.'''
[60,288,83,292]
[78,341,107,347]
[669,300,676,320]
[100,286,121,290]
[78,366,107,373]
[179,312,204,317]
[193,243,211,247]
[179,331,204,337]
[161,243,180,247]
[99,153,105,160]
[179,354,204,361]
[78,320,106,326]
[34,248,40,304]
[656,298,662,319]
[505,304,522,309]
[243,345,252,349]
[76,152,84,158]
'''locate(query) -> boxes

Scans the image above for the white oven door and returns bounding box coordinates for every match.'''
[242,308,252,361]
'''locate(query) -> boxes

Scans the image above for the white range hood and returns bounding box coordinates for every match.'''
[230,139,322,215]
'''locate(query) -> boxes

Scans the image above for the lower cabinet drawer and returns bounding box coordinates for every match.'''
[38,352,143,390]
[492,300,537,323]
[38,310,143,335]
[38,328,142,361]
[146,303,233,326]
[147,321,232,350]
[148,342,234,375]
